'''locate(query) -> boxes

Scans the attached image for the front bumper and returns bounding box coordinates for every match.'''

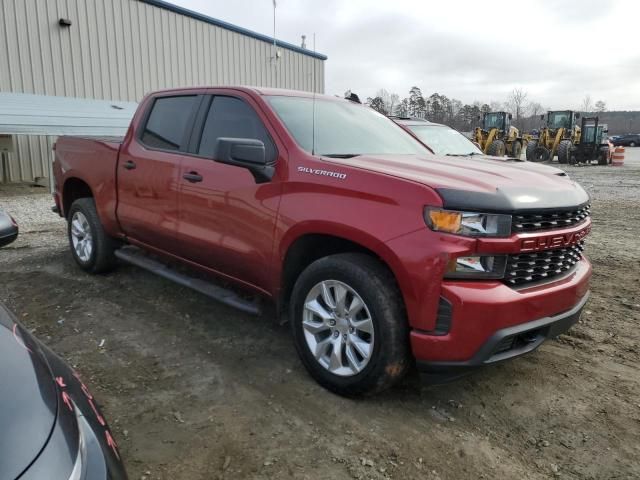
[411,257,591,378]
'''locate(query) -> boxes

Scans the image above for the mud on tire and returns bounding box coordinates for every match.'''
[289,253,411,396]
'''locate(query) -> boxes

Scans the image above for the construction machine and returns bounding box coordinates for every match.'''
[526,110,581,163]
[572,116,611,165]
[473,112,525,158]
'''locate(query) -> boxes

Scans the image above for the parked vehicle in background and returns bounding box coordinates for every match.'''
[0,210,19,247]
[0,302,127,479]
[571,117,611,165]
[611,133,640,147]
[473,111,526,158]
[527,110,581,163]
[392,117,483,156]
[53,87,592,396]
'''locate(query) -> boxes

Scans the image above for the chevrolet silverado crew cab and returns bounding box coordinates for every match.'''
[53,87,592,396]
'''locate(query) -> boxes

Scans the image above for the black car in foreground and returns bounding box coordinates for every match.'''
[0,210,18,247]
[611,134,640,147]
[0,302,127,479]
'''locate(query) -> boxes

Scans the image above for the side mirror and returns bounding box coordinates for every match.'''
[575,112,581,119]
[214,138,274,183]
[508,113,513,120]
[540,114,544,120]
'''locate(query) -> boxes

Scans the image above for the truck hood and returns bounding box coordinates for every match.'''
[0,304,58,480]
[330,154,589,212]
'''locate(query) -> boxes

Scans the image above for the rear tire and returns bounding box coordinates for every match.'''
[598,146,610,165]
[630,141,637,147]
[67,198,117,274]
[557,140,573,164]
[289,253,411,397]
[509,141,522,159]
[487,139,506,156]
[526,140,538,161]
[530,145,550,162]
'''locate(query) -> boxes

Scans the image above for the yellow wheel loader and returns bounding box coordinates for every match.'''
[526,110,581,163]
[473,112,526,158]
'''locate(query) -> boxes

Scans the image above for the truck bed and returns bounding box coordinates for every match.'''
[52,135,123,234]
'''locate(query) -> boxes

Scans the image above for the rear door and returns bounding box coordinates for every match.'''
[174,92,283,292]
[116,93,202,253]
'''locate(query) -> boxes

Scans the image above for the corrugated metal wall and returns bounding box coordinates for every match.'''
[0,0,325,184]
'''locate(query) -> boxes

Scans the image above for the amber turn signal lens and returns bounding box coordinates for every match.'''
[428,210,462,234]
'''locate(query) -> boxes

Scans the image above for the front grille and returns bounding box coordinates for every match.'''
[504,241,585,286]
[512,205,590,233]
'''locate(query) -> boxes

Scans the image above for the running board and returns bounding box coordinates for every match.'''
[115,247,262,316]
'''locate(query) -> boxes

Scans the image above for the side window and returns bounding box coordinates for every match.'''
[198,96,276,162]
[141,95,198,151]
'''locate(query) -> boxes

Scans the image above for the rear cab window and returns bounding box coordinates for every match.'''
[140,95,199,151]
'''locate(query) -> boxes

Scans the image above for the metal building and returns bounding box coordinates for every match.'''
[0,0,327,185]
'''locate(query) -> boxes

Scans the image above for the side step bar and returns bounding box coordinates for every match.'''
[115,247,262,316]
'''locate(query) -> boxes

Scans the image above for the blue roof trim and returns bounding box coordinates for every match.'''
[139,0,328,61]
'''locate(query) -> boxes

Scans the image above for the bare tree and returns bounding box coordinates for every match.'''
[506,88,528,123]
[527,102,545,117]
[389,93,399,115]
[489,101,505,112]
[595,100,606,112]
[581,94,593,113]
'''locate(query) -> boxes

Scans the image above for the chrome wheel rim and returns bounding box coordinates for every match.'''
[302,280,374,377]
[70,211,93,262]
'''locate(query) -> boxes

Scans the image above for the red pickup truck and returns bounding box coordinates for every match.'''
[53,87,592,396]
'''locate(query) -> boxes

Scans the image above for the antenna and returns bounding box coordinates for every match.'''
[312,33,316,156]
[272,0,277,55]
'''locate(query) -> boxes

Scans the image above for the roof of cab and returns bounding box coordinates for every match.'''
[148,86,349,101]
[391,117,444,127]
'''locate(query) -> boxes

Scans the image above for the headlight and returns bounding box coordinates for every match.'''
[445,255,507,279]
[424,207,511,237]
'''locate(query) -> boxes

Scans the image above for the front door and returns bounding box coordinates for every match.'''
[175,94,282,292]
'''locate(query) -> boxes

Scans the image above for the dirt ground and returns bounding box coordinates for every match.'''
[1,151,639,480]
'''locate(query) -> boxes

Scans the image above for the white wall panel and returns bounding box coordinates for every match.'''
[0,0,325,184]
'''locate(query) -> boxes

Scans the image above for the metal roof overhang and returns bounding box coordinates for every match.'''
[0,93,137,136]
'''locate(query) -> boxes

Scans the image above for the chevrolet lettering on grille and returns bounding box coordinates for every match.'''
[520,224,591,253]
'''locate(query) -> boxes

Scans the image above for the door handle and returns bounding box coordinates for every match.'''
[123,160,136,170]
[183,171,203,183]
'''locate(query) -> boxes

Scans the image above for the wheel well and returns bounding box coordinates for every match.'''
[63,178,93,218]
[280,234,388,307]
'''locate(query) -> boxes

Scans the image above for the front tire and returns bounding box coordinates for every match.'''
[557,140,573,164]
[526,140,538,161]
[67,198,117,273]
[290,253,410,396]
[509,140,522,159]
[487,139,506,156]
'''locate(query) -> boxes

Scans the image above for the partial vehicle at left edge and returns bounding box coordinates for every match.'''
[0,302,127,480]
[0,210,18,247]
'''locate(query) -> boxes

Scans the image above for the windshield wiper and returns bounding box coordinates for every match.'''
[320,153,361,158]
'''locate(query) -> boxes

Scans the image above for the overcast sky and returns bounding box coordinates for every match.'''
[172,0,639,110]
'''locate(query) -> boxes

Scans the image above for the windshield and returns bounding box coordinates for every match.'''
[548,112,572,129]
[484,113,504,130]
[406,125,483,156]
[266,96,430,156]
[582,125,604,144]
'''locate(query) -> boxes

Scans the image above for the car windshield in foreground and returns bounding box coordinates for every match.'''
[406,125,483,156]
[266,96,430,157]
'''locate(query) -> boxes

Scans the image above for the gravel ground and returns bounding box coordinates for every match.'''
[1,150,639,480]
